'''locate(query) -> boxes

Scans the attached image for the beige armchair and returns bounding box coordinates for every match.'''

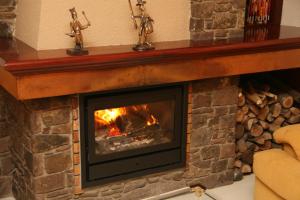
[253,125,300,200]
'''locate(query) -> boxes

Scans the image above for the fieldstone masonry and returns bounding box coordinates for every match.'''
[0,76,239,199]
[0,0,16,37]
[0,88,14,198]
[0,88,74,199]
[190,0,246,40]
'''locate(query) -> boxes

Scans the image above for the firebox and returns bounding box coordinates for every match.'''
[80,84,188,187]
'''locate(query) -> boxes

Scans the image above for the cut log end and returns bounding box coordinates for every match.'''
[241,164,252,174]
[279,94,294,109]
[250,124,263,137]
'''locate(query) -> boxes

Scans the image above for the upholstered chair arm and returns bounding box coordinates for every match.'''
[273,125,300,160]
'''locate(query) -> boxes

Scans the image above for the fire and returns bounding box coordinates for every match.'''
[94,107,127,125]
[94,104,159,138]
[109,127,122,137]
[95,108,127,137]
[147,115,158,126]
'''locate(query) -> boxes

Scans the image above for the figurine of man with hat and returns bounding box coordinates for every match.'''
[128,0,155,51]
[66,7,91,55]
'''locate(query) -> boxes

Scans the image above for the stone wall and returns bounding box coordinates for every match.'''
[189,77,238,188]
[0,76,239,200]
[8,95,74,200]
[0,87,14,199]
[0,0,16,37]
[0,88,14,198]
[0,89,75,199]
[190,0,246,40]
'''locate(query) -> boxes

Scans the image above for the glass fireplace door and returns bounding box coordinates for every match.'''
[93,100,175,156]
[80,84,187,187]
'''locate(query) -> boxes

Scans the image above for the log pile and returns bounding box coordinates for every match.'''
[235,80,300,175]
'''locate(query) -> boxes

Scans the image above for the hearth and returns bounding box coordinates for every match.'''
[80,84,188,187]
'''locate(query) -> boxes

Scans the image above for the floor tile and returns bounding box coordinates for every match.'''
[205,174,255,200]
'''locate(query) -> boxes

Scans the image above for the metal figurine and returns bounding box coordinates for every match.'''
[66,7,91,56]
[128,0,155,51]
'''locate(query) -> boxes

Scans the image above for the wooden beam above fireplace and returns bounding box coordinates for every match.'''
[1,26,300,100]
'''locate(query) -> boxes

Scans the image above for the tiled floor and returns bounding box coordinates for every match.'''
[205,174,255,200]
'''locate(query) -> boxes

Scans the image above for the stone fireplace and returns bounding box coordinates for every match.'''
[0,76,238,199]
[2,0,300,199]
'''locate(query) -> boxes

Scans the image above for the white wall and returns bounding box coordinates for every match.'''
[16,0,190,50]
[281,0,300,27]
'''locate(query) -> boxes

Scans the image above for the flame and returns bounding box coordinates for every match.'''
[95,107,127,125]
[147,115,158,126]
[94,104,159,138]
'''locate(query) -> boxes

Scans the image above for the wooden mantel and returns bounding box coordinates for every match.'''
[1,26,300,100]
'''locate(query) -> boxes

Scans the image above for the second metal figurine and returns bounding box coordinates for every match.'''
[66,7,91,56]
[128,0,155,51]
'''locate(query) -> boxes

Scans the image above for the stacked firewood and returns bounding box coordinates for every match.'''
[234,80,300,175]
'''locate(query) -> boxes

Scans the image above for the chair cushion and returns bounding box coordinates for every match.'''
[253,149,300,200]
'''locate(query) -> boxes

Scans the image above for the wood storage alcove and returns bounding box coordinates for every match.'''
[235,74,300,174]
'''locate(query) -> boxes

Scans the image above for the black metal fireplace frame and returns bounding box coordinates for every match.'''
[80,83,188,188]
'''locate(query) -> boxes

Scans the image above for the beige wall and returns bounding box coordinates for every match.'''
[282,0,300,27]
[16,0,190,50]
[15,0,42,49]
